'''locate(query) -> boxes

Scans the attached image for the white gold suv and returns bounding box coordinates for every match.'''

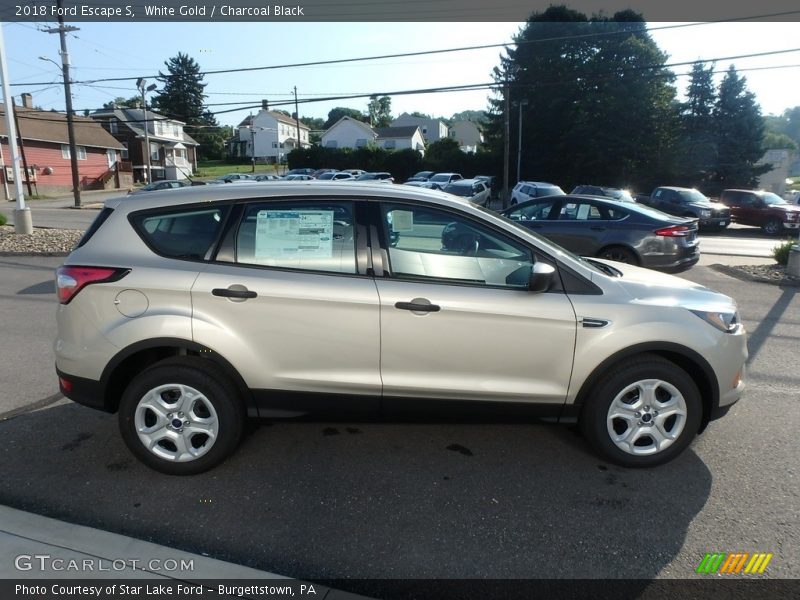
[55,182,746,474]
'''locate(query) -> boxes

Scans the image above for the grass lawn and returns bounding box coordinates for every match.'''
[195,161,286,179]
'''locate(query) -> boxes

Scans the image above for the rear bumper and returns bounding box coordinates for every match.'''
[56,367,113,413]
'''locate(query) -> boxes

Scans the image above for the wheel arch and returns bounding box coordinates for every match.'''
[566,342,719,432]
[99,338,256,416]
[596,244,640,265]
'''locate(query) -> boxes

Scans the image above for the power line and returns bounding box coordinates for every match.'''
[10,12,800,88]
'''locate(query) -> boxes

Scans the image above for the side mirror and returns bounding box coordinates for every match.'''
[529,262,555,293]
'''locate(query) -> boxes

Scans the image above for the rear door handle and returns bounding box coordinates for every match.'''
[395,301,440,313]
[212,287,257,299]
[590,226,606,231]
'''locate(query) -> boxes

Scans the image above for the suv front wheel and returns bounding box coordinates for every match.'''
[580,354,701,468]
[118,357,245,475]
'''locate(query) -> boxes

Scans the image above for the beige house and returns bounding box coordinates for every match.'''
[757,149,797,195]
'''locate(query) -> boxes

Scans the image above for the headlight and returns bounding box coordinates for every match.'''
[700,210,711,218]
[690,309,739,333]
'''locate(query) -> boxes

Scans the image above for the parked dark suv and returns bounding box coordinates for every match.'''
[641,187,730,230]
[719,189,800,235]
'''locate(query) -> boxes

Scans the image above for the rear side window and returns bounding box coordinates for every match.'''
[234,201,356,274]
[132,207,228,260]
[75,207,114,249]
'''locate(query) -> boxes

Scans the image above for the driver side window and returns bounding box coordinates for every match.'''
[381,203,534,288]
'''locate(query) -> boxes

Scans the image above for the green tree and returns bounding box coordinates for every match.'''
[367,95,392,127]
[323,107,367,129]
[102,96,141,110]
[152,53,225,160]
[451,110,487,125]
[485,6,679,192]
[676,62,718,185]
[710,65,769,193]
[764,106,800,146]
[763,131,797,150]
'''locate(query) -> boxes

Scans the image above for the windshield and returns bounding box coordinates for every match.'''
[443,184,472,197]
[678,189,709,204]
[762,192,787,205]
[430,174,451,182]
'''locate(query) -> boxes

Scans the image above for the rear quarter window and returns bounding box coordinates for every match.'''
[131,206,228,260]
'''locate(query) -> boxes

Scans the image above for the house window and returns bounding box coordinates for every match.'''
[422,127,427,135]
[172,124,180,137]
[355,138,367,148]
[106,120,117,134]
[61,145,86,160]
[150,143,159,161]
[326,141,338,149]
[384,140,396,149]
[121,142,129,160]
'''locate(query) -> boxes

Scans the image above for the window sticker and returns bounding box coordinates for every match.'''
[255,210,334,259]
[390,209,414,232]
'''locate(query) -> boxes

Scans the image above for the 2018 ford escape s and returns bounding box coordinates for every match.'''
[55,182,746,475]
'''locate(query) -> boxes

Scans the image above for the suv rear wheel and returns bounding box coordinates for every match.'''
[580,354,701,468]
[118,357,245,475]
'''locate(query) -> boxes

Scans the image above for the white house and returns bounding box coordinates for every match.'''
[237,110,311,163]
[320,117,376,149]
[374,126,426,155]
[449,120,484,153]
[390,113,449,143]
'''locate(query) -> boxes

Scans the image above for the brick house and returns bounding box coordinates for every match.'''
[0,95,127,196]
[90,107,199,183]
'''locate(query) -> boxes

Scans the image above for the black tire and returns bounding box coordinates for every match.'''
[580,354,702,468]
[118,357,245,475]
[762,219,782,236]
[597,245,639,265]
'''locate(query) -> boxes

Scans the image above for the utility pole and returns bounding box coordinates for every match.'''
[516,99,528,184]
[293,86,301,154]
[44,0,81,207]
[13,106,33,197]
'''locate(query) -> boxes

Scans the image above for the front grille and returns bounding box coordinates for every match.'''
[712,208,731,218]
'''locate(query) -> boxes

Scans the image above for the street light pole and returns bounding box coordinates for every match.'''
[0,24,32,233]
[137,78,156,184]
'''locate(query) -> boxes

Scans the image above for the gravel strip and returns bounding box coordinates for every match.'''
[710,263,800,287]
[0,225,82,256]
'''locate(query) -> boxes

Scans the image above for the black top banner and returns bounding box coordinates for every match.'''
[2,0,800,22]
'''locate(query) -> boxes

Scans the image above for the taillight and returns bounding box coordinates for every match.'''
[654,225,693,237]
[56,266,128,304]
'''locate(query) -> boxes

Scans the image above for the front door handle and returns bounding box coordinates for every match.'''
[212,287,257,299]
[395,300,440,313]
[590,226,606,231]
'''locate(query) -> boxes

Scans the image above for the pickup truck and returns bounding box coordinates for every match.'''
[636,186,730,230]
[719,189,800,235]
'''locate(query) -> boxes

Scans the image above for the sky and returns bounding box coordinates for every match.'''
[2,19,799,129]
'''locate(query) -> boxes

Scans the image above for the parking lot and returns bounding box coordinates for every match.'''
[0,250,797,591]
